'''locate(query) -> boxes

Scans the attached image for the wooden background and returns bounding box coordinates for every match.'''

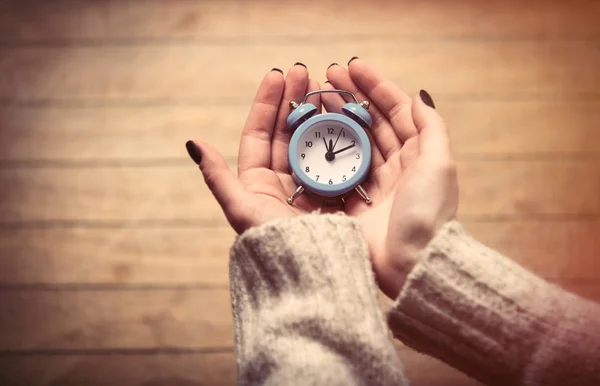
[0,0,599,385]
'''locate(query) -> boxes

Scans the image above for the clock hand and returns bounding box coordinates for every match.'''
[323,137,329,152]
[332,143,356,155]
[324,138,336,162]
[331,128,344,152]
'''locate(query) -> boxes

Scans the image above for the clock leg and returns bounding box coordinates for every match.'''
[355,184,372,204]
[286,185,305,205]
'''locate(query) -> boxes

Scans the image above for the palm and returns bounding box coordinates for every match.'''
[239,167,337,224]
[345,138,419,264]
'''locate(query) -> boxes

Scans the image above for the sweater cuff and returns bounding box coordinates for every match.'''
[388,220,567,383]
[230,213,407,385]
[229,212,379,310]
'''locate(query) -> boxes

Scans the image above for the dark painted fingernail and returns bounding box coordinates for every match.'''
[347,56,359,65]
[271,68,283,74]
[185,140,202,165]
[419,90,435,109]
[324,80,330,84]
[327,62,338,69]
[294,62,307,68]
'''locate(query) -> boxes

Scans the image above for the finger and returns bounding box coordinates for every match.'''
[238,69,285,174]
[321,81,385,169]
[412,90,451,161]
[326,64,401,160]
[320,81,346,113]
[348,59,418,143]
[305,78,322,114]
[271,64,310,173]
[192,140,248,218]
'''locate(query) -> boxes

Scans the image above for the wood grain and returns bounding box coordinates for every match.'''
[1,161,598,223]
[0,221,598,286]
[0,289,233,350]
[0,282,597,352]
[1,0,599,41]
[0,352,237,386]
[1,41,599,101]
[0,350,484,386]
[0,227,234,286]
[2,100,599,162]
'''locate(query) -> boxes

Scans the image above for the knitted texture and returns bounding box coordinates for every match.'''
[229,213,408,386]
[390,220,600,386]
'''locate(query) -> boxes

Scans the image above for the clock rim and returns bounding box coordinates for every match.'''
[288,113,372,198]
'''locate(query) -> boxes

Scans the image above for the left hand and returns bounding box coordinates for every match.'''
[186,65,341,234]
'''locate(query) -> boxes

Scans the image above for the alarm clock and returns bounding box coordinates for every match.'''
[286,89,373,205]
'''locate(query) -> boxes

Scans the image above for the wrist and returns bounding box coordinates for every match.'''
[383,217,442,298]
[380,243,422,299]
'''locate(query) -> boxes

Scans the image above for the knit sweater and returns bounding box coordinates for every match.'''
[229,213,600,385]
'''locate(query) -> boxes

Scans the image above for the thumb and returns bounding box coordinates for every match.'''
[411,90,452,162]
[185,140,246,212]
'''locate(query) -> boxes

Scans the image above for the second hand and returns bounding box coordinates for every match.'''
[331,127,344,152]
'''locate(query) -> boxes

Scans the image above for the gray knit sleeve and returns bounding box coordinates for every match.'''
[388,220,600,386]
[229,213,408,386]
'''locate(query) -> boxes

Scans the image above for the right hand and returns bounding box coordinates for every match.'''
[322,59,459,298]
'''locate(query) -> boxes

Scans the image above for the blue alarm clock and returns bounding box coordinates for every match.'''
[286,89,373,205]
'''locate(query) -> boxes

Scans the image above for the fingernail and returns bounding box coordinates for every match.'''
[347,56,359,65]
[294,62,307,68]
[419,90,435,109]
[324,80,330,84]
[271,68,283,74]
[327,62,338,69]
[185,140,202,165]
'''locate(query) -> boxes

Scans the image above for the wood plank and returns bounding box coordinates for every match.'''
[0,227,234,286]
[560,282,600,302]
[1,41,599,101]
[0,161,598,223]
[0,289,233,350]
[0,282,596,351]
[0,350,483,386]
[2,101,599,162]
[465,221,600,280]
[0,221,598,286]
[1,0,599,41]
[0,353,237,386]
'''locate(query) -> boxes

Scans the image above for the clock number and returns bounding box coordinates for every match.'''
[328,179,333,185]
[351,140,355,145]
[301,153,306,159]
[356,153,361,159]
[342,175,347,182]
[352,166,356,172]
[305,166,310,172]
[342,131,346,137]
[327,128,335,134]
[315,131,321,138]
[315,175,320,181]
[305,141,313,147]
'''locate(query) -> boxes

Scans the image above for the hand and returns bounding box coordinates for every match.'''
[322,59,458,298]
[186,65,342,234]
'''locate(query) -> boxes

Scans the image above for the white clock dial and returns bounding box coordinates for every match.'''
[296,120,364,186]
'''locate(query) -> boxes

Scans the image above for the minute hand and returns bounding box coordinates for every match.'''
[332,143,356,155]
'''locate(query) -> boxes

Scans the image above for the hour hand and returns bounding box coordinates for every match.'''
[323,137,329,152]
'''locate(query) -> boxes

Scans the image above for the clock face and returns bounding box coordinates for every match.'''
[296,120,364,186]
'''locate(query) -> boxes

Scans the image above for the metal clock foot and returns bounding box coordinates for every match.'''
[355,184,372,204]
[287,185,305,205]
